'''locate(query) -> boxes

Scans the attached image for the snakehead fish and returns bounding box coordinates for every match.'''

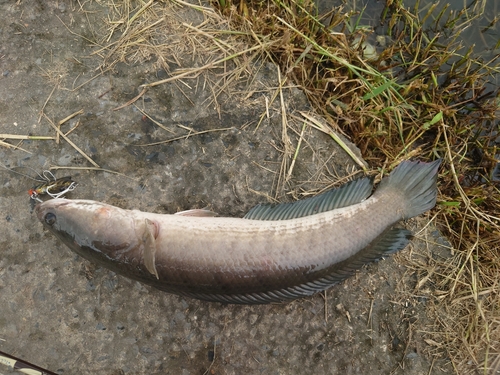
[36,160,441,304]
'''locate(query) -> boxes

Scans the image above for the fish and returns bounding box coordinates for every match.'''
[36,160,441,304]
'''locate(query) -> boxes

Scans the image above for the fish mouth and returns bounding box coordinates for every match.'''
[35,202,48,222]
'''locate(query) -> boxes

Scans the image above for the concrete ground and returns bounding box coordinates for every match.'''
[0,1,452,374]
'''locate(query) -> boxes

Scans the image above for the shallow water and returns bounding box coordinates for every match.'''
[318,0,499,86]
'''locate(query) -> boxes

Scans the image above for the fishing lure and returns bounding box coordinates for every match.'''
[0,163,77,204]
[26,171,77,213]
[28,175,78,202]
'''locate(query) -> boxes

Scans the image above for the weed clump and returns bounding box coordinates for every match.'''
[213,0,499,373]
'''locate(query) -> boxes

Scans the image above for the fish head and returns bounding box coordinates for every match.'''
[35,199,149,273]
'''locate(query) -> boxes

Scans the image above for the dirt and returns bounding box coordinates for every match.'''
[0,1,452,374]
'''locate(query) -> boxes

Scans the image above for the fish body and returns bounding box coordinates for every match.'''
[36,160,441,304]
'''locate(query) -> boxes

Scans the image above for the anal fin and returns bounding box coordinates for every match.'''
[346,227,413,266]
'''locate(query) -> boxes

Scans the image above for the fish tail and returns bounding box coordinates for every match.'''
[375,159,441,219]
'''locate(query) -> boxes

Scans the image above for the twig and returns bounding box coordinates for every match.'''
[133,106,174,133]
[182,22,236,52]
[113,88,147,111]
[0,135,54,140]
[0,140,32,154]
[43,114,100,168]
[136,127,233,146]
[37,80,60,124]
[49,166,139,181]
[172,0,214,12]
[367,297,374,329]
[299,112,367,171]
[56,14,101,46]
[322,290,328,323]
[57,109,84,144]
[278,68,291,190]
[202,338,216,375]
[286,119,306,181]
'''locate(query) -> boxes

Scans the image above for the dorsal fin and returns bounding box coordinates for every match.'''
[243,177,373,221]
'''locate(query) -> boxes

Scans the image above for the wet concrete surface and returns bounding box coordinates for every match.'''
[0,1,452,374]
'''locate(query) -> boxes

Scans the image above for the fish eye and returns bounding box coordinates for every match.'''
[44,213,57,226]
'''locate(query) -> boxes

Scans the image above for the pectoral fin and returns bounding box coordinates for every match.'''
[141,218,159,279]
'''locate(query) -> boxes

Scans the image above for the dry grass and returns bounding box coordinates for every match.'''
[197,1,498,373]
[88,0,273,114]
[48,0,500,373]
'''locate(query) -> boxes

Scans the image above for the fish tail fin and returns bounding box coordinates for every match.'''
[375,159,441,219]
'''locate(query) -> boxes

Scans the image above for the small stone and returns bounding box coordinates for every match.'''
[406,351,418,359]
